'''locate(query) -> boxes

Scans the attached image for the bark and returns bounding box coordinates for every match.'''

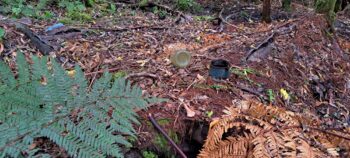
[262,0,272,23]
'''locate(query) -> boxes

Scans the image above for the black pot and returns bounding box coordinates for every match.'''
[209,59,230,80]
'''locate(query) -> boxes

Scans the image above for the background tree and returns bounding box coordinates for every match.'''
[262,0,272,23]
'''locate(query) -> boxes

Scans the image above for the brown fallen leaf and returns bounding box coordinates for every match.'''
[183,103,195,117]
[179,97,195,117]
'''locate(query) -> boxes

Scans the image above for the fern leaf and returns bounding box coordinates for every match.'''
[0,54,162,158]
[0,62,16,88]
[16,52,31,85]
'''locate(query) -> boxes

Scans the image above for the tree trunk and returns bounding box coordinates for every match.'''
[262,0,272,23]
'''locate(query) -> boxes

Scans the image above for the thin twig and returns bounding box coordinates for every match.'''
[84,25,169,32]
[85,67,119,76]
[245,33,275,61]
[148,114,187,158]
[125,72,159,80]
[219,8,240,30]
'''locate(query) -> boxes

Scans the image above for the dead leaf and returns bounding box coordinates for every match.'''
[136,59,149,67]
[183,103,195,117]
[197,74,206,83]
[67,70,75,77]
[28,143,37,150]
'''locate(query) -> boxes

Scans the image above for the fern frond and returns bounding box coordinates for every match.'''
[0,62,16,89]
[199,100,343,158]
[16,52,31,85]
[0,53,165,157]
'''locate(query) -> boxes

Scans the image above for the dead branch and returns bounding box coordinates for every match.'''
[15,23,54,55]
[245,33,275,61]
[125,72,159,80]
[85,25,169,32]
[219,8,240,31]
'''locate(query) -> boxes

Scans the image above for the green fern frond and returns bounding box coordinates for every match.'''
[16,52,31,85]
[0,62,16,89]
[0,52,165,158]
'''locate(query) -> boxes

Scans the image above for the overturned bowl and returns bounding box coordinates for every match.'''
[170,49,191,68]
[209,59,230,80]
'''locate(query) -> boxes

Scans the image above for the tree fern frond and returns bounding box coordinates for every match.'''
[70,65,88,108]
[0,53,165,157]
[0,62,16,89]
[31,55,49,81]
[90,70,112,100]
[16,52,31,85]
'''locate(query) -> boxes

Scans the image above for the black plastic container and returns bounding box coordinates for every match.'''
[209,59,230,80]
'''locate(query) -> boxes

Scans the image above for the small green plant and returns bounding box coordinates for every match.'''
[210,84,227,90]
[152,6,167,19]
[139,0,149,7]
[230,67,261,85]
[40,11,55,20]
[108,3,117,14]
[157,118,171,126]
[206,110,214,118]
[113,71,128,79]
[194,15,215,21]
[266,89,275,103]
[0,0,37,17]
[0,28,5,41]
[153,130,179,157]
[240,11,250,19]
[176,0,202,12]
[142,151,158,158]
[282,0,292,11]
[0,0,96,23]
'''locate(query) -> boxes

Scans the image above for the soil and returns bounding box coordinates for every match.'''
[0,1,349,157]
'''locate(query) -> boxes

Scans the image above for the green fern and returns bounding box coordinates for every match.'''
[0,52,164,157]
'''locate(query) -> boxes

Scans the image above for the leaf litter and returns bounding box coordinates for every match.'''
[0,1,350,157]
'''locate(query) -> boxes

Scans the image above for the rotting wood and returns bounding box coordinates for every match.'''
[245,33,275,62]
[125,72,159,81]
[15,23,54,55]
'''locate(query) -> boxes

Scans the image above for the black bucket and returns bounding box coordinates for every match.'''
[209,59,230,80]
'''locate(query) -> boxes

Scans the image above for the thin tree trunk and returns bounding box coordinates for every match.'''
[262,0,272,23]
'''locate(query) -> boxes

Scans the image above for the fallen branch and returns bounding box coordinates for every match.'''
[219,8,240,31]
[148,114,187,158]
[15,23,54,55]
[245,33,275,61]
[125,72,159,80]
[85,25,169,32]
[235,84,269,101]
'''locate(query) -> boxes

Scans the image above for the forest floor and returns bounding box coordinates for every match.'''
[1,1,350,157]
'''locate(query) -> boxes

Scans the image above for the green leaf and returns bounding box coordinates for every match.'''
[0,27,5,40]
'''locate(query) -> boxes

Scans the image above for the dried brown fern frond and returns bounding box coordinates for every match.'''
[198,100,349,158]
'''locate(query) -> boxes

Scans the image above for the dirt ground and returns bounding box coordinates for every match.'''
[1,1,350,157]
